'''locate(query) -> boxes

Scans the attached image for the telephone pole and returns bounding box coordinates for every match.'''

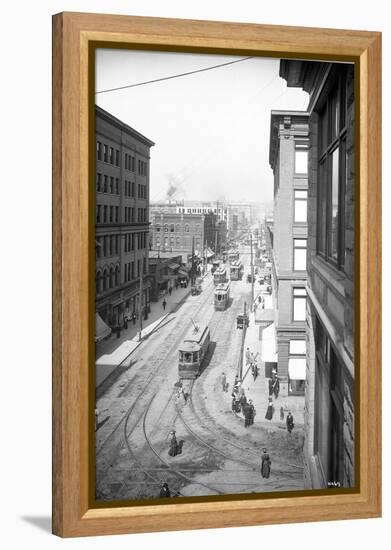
[138,252,144,342]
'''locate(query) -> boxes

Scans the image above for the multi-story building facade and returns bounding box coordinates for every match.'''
[280,60,355,489]
[149,210,216,258]
[95,106,154,330]
[269,111,309,397]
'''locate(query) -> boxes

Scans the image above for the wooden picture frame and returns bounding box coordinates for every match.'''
[52,12,381,537]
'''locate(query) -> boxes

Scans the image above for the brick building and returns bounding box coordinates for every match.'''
[95,106,154,334]
[269,110,309,397]
[149,209,217,259]
[280,61,355,489]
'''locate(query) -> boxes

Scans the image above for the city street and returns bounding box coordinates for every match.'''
[95,246,304,501]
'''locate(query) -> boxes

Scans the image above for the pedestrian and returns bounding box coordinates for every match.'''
[162,298,167,311]
[175,280,178,290]
[251,363,258,382]
[280,406,285,421]
[273,377,280,399]
[240,390,247,414]
[261,448,271,478]
[258,295,262,304]
[286,411,295,434]
[169,286,172,296]
[243,402,251,428]
[268,378,273,396]
[231,396,236,414]
[220,371,228,392]
[265,396,274,420]
[159,482,171,498]
[234,374,239,388]
[132,312,136,325]
[245,347,251,365]
[248,399,256,426]
[168,430,178,456]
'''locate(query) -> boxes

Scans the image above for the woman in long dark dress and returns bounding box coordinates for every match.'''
[265,397,274,420]
[261,448,271,478]
[168,430,178,456]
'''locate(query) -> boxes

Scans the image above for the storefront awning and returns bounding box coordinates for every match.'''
[168,263,180,270]
[95,313,111,343]
[288,358,306,380]
[261,322,277,363]
[178,268,189,276]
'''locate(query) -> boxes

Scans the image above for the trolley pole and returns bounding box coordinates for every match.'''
[138,252,144,342]
[250,233,254,311]
[191,236,195,285]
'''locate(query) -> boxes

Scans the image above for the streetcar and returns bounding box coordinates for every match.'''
[214,282,230,311]
[178,322,210,379]
[230,260,243,281]
[213,266,227,285]
[228,250,240,264]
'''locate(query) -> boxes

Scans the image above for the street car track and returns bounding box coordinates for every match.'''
[96,277,216,458]
[96,277,218,497]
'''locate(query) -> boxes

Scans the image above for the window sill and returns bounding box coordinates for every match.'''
[310,255,345,298]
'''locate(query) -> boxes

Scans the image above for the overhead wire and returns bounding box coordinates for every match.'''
[96,56,254,95]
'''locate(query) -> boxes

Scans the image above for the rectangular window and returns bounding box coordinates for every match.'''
[115,206,119,223]
[97,173,102,192]
[103,205,107,224]
[295,149,308,174]
[110,176,114,194]
[103,144,108,162]
[316,68,348,270]
[294,190,307,223]
[115,149,120,166]
[115,178,119,195]
[96,205,101,223]
[293,287,307,321]
[109,147,114,164]
[293,238,307,271]
[103,175,108,193]
[96,141,102,160]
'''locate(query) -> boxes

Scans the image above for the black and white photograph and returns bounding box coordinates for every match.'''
[94,50,355,503]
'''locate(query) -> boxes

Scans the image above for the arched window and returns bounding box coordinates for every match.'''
[176,236,181,246]
[115,265,120,286]
[170,223,175,232]
[185,224,189,232]
[103,269,109,291]
[109,267,115,288]
[164,224,168,232]
[176,223,180,232]
[170,236,174,245]
[96,271,102,294]
[156,224,160,232]
[156,237,160,245]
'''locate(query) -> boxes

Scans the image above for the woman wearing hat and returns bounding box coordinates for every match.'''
[261,448,271,478]
[159,482,171,498]
[168,430,178,457]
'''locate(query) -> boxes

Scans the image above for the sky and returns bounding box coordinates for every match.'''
[96,50,309,204]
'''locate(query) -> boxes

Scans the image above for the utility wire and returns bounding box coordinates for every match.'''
[96,56,254,95]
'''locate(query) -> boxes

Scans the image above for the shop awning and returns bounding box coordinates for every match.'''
[168,263,180,270]
[178,267,189,276]
[206,247,215,258]
[261,322,277,363]
[288,358,306,380]
[95,313,111,343]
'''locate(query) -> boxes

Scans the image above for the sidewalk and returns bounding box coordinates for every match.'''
[237,289,304,429]
[95,283,192,387]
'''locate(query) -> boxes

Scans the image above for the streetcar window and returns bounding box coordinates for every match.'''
[179,351,184,362]
[217,294,222,301]
[193,351,199,362]
[184,352,192,363]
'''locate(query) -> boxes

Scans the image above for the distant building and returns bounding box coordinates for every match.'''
[269,111,309,397]
[280,60,355,489]
[149,210,216,260]
[95,106,154,333]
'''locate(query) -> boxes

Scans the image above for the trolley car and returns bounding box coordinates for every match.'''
[228,250,240,264]
[213,266,227,285]
[178,323,210,379]
[230,260,243,281]
[214,282,230,311]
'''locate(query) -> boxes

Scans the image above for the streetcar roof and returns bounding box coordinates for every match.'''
[215,282,230,292]
[181,324,209,348]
